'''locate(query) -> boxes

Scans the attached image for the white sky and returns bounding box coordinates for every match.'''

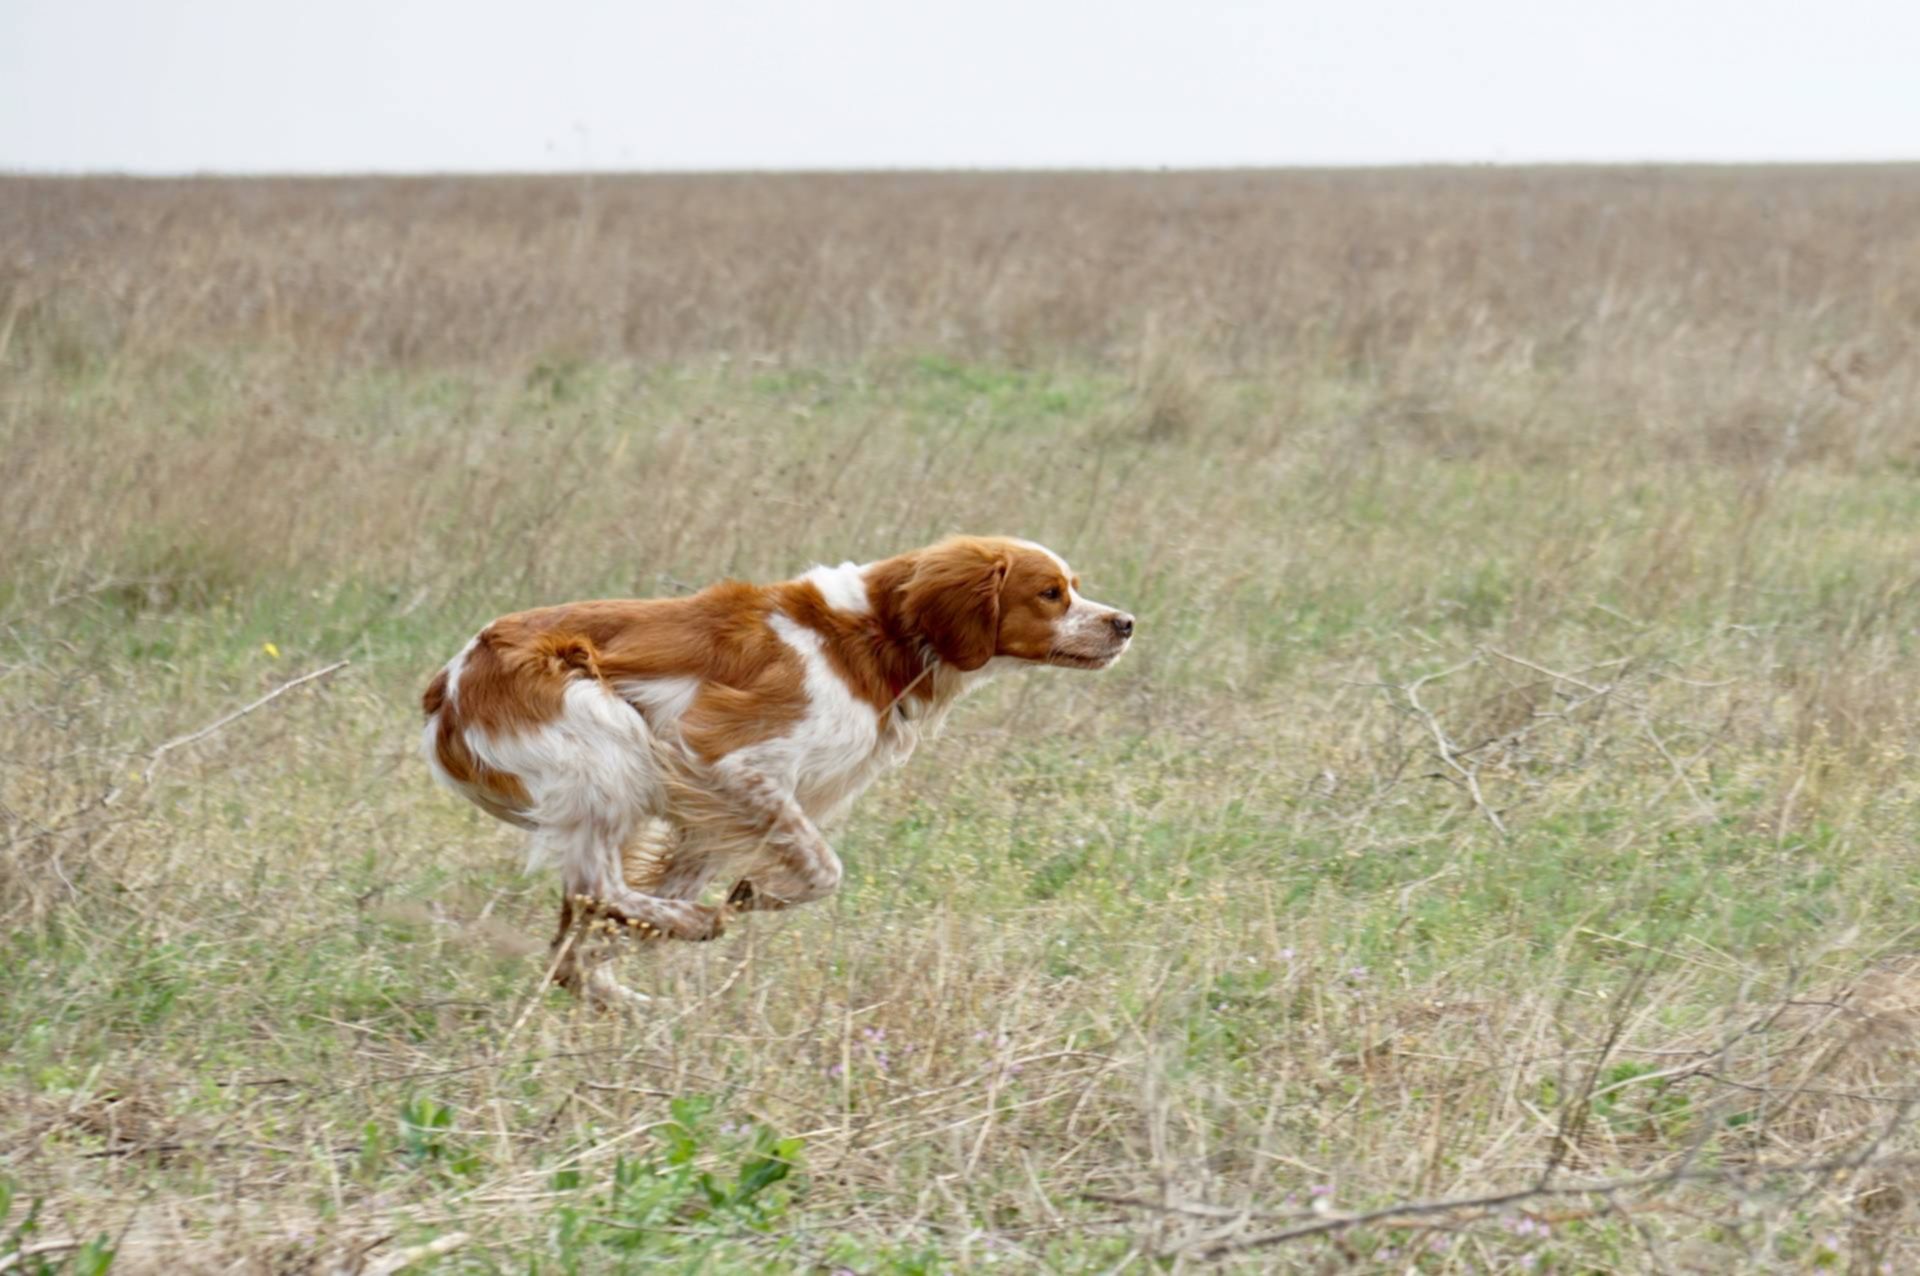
[4,0,1917,173]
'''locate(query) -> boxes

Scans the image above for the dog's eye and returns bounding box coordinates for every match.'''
[1040,586,1063,602]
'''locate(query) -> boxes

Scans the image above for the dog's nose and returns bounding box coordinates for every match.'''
[1110,613,1134,640]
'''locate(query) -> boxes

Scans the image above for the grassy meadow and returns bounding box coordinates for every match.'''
[4,168,1920,1272]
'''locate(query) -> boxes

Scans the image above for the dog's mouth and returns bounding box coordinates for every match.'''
[1047,647,1124,671]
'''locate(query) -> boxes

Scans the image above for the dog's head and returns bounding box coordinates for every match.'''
[898,536,1134,673]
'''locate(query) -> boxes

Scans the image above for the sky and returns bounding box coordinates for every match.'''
[3,0,1917,173]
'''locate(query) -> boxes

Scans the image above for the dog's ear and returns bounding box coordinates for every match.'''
[902,539,1012,672]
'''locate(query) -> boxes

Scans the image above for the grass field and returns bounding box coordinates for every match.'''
[4,168,1920,1273]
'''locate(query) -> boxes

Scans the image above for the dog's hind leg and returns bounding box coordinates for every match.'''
[547,889,653,1010]
[542,817,730,941]
[546,819,698,1006]
[540,817,731,1009]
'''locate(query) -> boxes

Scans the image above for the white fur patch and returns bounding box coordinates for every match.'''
[421,636,481,804]
[464,679,665,866]
[419,716,457,791]
[439,636,478,712]
[1014,538,1073,579]
[711,613,898,825]
[802,560,872,615]
[615,675,701,731]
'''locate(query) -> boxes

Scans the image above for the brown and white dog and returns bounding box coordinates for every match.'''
[422,536,1133,1004]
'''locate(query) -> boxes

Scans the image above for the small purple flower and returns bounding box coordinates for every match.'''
[1279,948,1296,960]
[1309,1184,1334,1198]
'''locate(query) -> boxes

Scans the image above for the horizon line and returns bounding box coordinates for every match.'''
[6,156,1920,180]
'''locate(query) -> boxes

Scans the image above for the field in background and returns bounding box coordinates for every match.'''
[3,168,1920,1272]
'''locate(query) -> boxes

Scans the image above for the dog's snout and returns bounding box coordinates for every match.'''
[1110,613,1135,640]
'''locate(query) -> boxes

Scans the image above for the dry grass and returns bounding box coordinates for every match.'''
[3,168,1920,1272]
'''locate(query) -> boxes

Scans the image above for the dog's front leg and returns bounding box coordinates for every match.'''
[708,760,844,912]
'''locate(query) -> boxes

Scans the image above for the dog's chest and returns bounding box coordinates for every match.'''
[789,700,922,820]
[754,614,935,820]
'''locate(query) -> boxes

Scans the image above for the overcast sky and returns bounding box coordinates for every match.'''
[4,0,1916,173]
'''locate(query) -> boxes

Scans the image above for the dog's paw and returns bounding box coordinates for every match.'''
[571,894,668,942]
[726,879,800,912]
[666,901,730,942]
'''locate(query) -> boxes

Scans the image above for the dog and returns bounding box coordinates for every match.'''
[421,535,1133,1005]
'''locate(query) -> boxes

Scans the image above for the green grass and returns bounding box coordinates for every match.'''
[5,342,1920,1272]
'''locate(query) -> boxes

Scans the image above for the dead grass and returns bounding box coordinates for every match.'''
[3,168,1920,1272]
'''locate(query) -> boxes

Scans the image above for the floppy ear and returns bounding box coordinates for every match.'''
[901,540,1011,672]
